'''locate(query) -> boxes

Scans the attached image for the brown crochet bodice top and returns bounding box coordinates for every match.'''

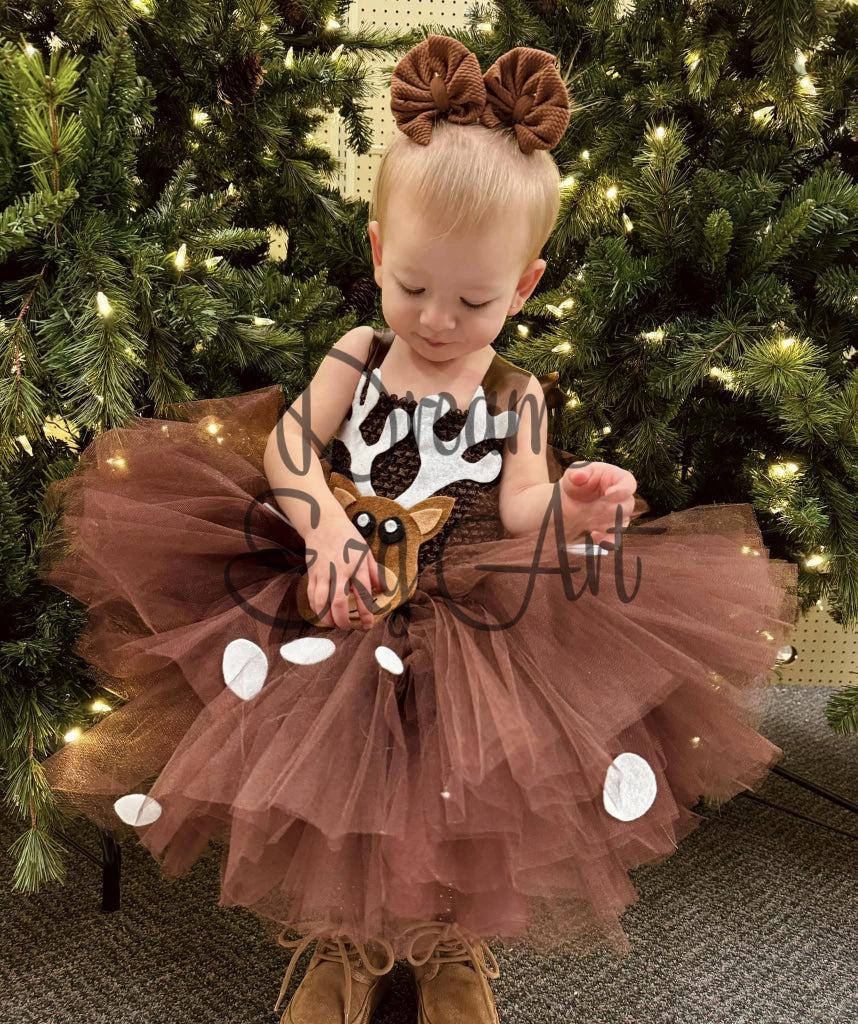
[327,327,533,574]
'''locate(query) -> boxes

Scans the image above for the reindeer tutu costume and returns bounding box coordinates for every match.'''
[39,35,799,1024]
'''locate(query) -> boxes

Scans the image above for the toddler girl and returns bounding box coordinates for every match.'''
[39,34,799,1024]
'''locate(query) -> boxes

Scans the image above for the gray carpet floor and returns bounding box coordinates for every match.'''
[2,684,857,1024]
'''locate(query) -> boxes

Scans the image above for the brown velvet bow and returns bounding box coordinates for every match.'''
[390,34,571,155]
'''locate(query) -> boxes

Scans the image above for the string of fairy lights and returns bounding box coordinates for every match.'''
[10,30,839,747]
[16,135,835,571]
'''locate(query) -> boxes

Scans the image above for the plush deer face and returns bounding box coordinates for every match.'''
[296,472,456,626]
[296,363,520,628]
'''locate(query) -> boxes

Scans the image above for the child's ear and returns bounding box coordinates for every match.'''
[368,221,382,265]
[368,221,383,287]
[508,259,547,315]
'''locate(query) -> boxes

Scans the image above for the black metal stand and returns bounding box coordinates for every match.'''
[733,762,858,842]
[54,825,122,912]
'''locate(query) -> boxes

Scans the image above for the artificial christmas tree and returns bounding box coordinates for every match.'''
[0,4,417,889]
[461,2,858,732]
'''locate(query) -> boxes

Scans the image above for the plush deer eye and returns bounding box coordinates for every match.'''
[352,510,376,539]
[378,517,406,544]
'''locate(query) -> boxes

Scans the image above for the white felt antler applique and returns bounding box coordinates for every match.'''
[337,366,520,509]
[337,366,411,497]
[393,389,519,507]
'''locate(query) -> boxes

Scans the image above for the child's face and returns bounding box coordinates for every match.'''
[369,191,546,365]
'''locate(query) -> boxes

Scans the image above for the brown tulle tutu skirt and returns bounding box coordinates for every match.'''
[38,384,799,958]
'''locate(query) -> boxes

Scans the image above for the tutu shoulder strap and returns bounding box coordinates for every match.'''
[482,351,532,417]
[363,326,396,374]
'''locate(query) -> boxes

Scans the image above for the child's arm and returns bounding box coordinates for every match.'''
[263,326,374,540]
[499,374,583,539]
[499,374,636,545]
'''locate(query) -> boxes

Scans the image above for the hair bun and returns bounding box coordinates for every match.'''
[479,47,570,155]
[390,35,487,146]
[389,34,570,153]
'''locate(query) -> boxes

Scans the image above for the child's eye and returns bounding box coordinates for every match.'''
[397,283,490,311]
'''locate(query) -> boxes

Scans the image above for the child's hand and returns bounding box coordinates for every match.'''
[560,462,637,549]
[304,515,384,630]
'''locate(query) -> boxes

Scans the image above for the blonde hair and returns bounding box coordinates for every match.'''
[369,119,561,271]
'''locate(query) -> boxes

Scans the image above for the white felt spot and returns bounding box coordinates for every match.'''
[114,793,162,826]
[223,638,269,700]
[375,646,404,675]
[567,543,611,556]
[602,752,657,821]
[280,637,337,664]
[262,501,292,524]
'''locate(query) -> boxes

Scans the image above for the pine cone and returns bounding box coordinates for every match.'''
[217,54,266,106]
[276,0,310,30]
[340,275,378,318]
[527,0,558,15]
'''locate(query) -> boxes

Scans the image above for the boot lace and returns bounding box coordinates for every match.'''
[400,920,500,1018]
[274,925,395,1024]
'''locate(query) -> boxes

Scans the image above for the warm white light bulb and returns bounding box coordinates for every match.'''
[96,291,112,317]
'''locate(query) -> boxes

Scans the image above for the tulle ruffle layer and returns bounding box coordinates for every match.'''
[38,385,799,958]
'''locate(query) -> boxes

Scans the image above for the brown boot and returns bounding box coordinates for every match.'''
[273,926,395,1024]
[400,920,501,1024]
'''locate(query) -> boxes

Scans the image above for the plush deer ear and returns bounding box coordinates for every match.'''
[405,495,457,542]
[329,471,361,510]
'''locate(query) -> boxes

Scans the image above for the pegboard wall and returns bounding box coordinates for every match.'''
[290,24,858,687]
[777,598,858,688]
[324,27,429,204]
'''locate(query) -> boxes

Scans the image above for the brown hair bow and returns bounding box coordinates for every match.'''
[390,34,570,155]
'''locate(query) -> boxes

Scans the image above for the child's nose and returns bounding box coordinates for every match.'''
[419,306,456,331]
